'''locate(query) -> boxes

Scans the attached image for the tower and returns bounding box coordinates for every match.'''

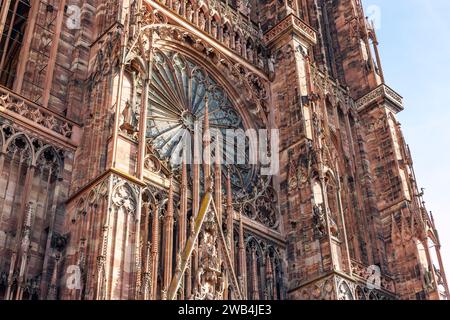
[0,0,447,300]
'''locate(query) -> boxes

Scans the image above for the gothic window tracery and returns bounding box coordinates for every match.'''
[337,281,354,300]
[355,285,366,300]
[239,234,285,300]
[0,127,65,300]
[147,50,254,193]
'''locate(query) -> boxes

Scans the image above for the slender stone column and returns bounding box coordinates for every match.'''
[163,177,174,294]
[179,161,187,299]
[238,212,247,298]
[226,169,234,264]
[150,203,160,299]
[251,247,259,300]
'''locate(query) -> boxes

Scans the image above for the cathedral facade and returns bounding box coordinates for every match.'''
[0,0,448,300]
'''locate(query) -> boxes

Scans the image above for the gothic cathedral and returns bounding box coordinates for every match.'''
[0,0,447,300]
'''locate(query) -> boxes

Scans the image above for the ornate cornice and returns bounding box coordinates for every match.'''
[264,14,317,47]
[356,84,404,113]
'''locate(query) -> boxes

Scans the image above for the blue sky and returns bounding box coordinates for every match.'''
[362,0,450,280]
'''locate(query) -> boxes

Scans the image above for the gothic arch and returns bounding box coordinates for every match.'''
[211,11,221,24]
[34,145,63,176]
[129,56,147,77]
[222,20,232,38]
[337,280,354,300]
[111,181,138,216]
[368,291,378,300]
[355,285,367,300]
[266,244,285,300]
[141,187,158,207]
[3,132,35,163]
[197,1,210,14]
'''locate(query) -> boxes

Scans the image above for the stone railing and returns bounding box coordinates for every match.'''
[264,14,317,46]
[351,259,396,294]
[0,86,76,140]
[152,0,266,68]
[356,84,404,112]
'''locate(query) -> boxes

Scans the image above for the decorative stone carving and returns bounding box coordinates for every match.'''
[313,204,327,237]
[112,182,138,216]
[0,89,74,139]
[194,209,225,300]
[356,84,404,112]
[51,233,69,252]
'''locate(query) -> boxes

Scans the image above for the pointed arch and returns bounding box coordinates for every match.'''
[3,132,35,163]
[337,280,354,300]
[34,145,63,177]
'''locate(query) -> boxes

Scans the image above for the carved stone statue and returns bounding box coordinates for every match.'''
[235,38,242,55]
[173,0,181,14]
[257,53,265,69]
[199,11,206,31]
[223,28,230,46]
[186,3,194,22]
[211,20,218,38]
[120,100,137,134]
[194,210,224,300]
[313,204,326,236]
[268,54,276,75]
[247,45,254,62]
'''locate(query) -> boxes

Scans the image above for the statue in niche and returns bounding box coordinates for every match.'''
[173,0,181,14]
[313,204,326,237]
[120,100,137,134]
[235,38,242,55]
[434,265,445,286]
[186,3,194,22]
[247,45,254,62]
[223,28,230,46]
[424,270,434,290]
[199,11,207,31]
[328,210,340,239]
[257,52,265,69]
[312,112,324,145]
[268,54,276,75]
[211,20,218,38]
